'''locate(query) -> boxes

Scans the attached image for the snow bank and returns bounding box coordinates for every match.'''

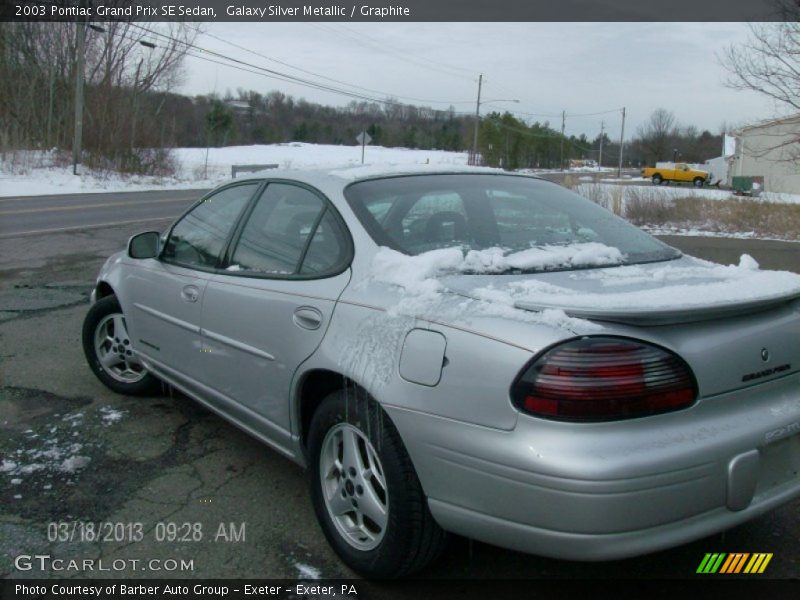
[0,143,469,197]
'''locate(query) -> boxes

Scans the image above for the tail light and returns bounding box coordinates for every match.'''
[512,336,697,421]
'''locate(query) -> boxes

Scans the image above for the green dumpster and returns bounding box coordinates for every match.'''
[731,176,764,195]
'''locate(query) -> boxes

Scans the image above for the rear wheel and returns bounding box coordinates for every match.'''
[651,174,663,185]
[82,295,159,395]
[693,177,705,188]
[308,390,446,578]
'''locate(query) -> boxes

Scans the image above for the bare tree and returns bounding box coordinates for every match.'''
[721,3,800,161]
[636,108,678,164]
[721,14,800,112]
[0,21,199,173]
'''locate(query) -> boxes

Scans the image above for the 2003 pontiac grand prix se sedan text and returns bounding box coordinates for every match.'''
[82,168,800,578]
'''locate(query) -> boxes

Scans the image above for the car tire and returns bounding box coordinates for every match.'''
[82,294,159,396]
[651,174,663,185]
[308,389,447,578]
[693,177,704,188]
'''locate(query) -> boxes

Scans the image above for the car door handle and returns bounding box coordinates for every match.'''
[293,306,323,330]
[181,285,200,303]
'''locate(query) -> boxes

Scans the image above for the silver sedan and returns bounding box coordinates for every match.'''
[83,169,800,578]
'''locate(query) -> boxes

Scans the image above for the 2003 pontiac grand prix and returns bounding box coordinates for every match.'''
[82,168,800,578]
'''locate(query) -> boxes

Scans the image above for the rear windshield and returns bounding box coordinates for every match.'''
[344,173,679,272]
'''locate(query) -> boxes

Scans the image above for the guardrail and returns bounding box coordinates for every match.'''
[231,164,280,178]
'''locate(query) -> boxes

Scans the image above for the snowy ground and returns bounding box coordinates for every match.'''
[5,145,798,204]
[0,404,127,500]
[0,144,470,197]
[574,181,800,205]
[641,226,800,243]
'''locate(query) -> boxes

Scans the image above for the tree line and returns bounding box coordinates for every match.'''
[4,16,795,175]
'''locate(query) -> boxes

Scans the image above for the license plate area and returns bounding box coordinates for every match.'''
[754,434,800,497]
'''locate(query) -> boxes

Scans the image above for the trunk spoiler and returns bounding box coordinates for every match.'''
[514,292,800,326]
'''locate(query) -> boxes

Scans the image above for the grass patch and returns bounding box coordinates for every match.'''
[623,188,800,240]
[569,183,800,241]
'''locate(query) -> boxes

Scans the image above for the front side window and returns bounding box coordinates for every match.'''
[162,184,257,268]
[227,183,349,277]
[345,174,680,272]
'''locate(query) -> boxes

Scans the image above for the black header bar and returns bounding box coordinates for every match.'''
[2,0,795,22]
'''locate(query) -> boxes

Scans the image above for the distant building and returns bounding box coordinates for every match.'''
[730,114,800,193]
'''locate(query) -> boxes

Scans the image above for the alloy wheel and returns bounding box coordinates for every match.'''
[319,423,389,550]
[93,313,146,384]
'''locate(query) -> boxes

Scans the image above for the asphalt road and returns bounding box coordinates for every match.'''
[0,190,206,239]
[1,191,799,590]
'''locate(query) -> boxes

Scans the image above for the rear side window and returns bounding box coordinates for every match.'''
[227,183,350,277]
[163,183,257,268]
[300,210,350,275]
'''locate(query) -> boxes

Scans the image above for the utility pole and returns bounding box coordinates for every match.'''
[470,74,483,166]
[617,107,626,178]
[72,12,86,175]
[598,120,605,168]
[559,110,566,170]
[47,65,55,148]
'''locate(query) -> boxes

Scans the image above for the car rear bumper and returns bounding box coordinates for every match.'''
[385,373,800,560]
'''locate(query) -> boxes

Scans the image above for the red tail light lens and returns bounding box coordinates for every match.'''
[513,337,697,421]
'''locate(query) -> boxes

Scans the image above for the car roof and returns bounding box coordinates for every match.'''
[232,164,536,189]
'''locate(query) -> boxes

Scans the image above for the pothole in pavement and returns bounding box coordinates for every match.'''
[0,386,211,522]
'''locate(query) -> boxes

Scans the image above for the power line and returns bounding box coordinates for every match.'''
[67,18,629,150]
[129,23,470,111]
[312,22,476,82]
[201,29,474,106]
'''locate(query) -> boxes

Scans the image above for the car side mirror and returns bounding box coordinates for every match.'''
[128,231,161,259]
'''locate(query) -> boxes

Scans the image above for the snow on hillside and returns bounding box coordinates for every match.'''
[0,143,469,197]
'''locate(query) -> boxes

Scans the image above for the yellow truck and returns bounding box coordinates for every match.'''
[641,163,709,187]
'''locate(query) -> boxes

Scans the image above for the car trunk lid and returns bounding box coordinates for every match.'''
[440,255,800,398]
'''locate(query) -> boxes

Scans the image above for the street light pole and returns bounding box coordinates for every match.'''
[471,73,483,166]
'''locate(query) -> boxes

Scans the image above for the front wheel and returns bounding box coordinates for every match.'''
[308,390,446,578]
[82,294,159,395]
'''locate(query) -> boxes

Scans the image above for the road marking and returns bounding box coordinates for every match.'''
[0,189,208,203]
[0,196,191,215]
[0,216,176,239]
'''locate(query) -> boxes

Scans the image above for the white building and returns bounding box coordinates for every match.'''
[731,114,800,193]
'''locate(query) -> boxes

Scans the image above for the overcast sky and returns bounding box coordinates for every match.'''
[178,22,782,140]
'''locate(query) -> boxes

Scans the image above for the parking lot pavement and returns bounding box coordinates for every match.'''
[1,221,799,584]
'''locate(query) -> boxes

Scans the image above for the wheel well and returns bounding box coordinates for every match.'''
[95,281,115,300]
[298,369,354,450]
